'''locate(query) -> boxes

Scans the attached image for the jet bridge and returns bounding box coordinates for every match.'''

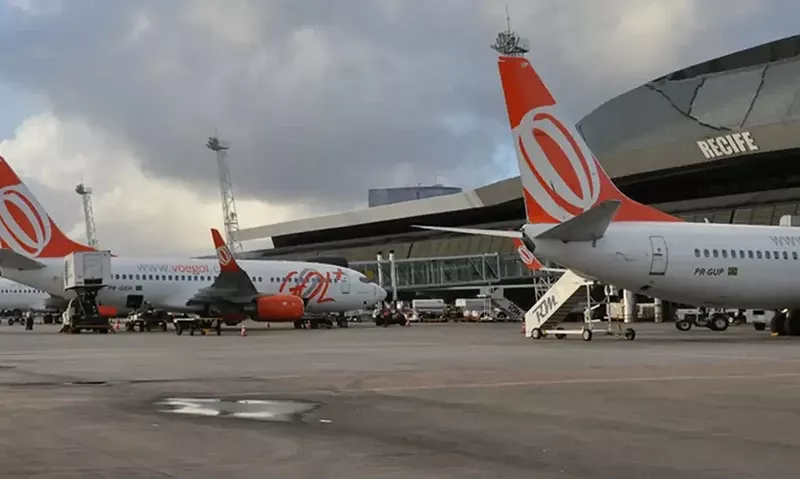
[524,270,636,342]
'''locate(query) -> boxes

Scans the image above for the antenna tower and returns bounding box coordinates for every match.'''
[490,5,530,57]
[206,135,243,255]
[74,183,99,248]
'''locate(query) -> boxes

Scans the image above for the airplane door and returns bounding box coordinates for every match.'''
[341,275,350,294]
[126,295,144,309]
[649,236,668,276]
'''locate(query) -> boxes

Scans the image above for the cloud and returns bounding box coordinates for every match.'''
[0,112,309,256]
[0,0,793,254]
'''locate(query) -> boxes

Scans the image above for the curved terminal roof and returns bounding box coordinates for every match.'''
[237,34,800,248]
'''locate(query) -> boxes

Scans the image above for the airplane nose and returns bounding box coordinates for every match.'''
[375,285,387,301]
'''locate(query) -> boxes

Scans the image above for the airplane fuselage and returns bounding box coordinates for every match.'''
[0,279,52,313]
[1,257,384,316]
[527,221,800,310]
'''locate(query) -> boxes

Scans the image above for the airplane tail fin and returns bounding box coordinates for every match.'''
[211,228,243,273]
[210,228,257,294]
[497,54,680,224]
[512,237,543,271]
[0,155,96,258]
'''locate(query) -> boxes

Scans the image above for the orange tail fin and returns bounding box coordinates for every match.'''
[210,228,240,273]
[0,155,95,258]
[497,55,680,224]
[512,237,542,271]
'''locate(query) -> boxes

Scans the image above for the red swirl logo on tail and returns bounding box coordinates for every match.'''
[515,105,600,222]
[216,245,232,266]
[0,184,53,257]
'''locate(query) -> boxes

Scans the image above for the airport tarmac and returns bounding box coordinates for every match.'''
[1,321,799,478]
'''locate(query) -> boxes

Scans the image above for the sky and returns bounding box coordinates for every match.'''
[0,0,798,257]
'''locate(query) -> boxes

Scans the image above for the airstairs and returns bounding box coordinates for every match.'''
[479,287,526,321]
[524,270,637,342]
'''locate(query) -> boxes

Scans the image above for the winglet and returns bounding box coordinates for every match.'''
[535,200,621,243]
[512,237,543,271]
[210,228,239,273]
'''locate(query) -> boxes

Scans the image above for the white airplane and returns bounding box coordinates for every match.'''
[417,47,800,334]
[0,156,387,326]
[0,277,50,312]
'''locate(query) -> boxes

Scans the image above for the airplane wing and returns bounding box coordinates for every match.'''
[535,200,621,243]
[412,225,522,238]
[0,249,45,270]
[185,229,259,309]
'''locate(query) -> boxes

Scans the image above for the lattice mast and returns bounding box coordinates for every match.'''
[75,183,99,248]
[206,135,243,255]
[490,6,530,57]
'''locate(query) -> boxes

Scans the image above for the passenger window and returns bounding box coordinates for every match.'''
[766,251,771,259]
[258,277,262,282]
[721,250,727,259]
[739,250,745,258]
[774,251,780,259]
[756,251,762,259]
[135,274,139,280]
[703,249,709,258]
[794,252,798,260]
[748,250,754,259]
[784,251,789,260]
[115,274,119,280]
[168,275,173,281]
[694,249,700,257]
[712,249,719,258]
[730,250,736,258]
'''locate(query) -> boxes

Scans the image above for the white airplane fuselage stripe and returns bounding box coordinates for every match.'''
[0,278,50,311]
[0,257,383,315]
[526,221,800,309]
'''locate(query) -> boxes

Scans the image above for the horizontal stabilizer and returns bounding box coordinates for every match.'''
[0,249,46,270]
[535,200,621,243]
[412,225,522,239]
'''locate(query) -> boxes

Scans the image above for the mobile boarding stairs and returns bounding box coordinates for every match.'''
[524,270,636,342]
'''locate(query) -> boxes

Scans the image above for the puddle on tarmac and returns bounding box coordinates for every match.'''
[155,397,317,421]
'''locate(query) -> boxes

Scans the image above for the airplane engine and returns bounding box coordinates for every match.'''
[247,295,305,322]
[97,305,118,318]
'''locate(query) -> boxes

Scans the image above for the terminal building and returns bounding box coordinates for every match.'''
[368,185,463,208]
[234,34,800,310]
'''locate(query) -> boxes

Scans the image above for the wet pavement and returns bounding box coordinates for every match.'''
[0,321,799,478]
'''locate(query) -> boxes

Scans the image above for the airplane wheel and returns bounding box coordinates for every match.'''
[581,329,593,342]
[624,328,636,341]
[555,327,566,340]
[531,328,543,340]
[753,322,766,332]
[711,314,729,332]
[675,319,692,332]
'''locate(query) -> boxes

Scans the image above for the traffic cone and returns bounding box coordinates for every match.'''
[240,324,247,336]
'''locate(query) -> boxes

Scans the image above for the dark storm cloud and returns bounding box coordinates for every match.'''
[1,0,798,211]
[0,0,512,209]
